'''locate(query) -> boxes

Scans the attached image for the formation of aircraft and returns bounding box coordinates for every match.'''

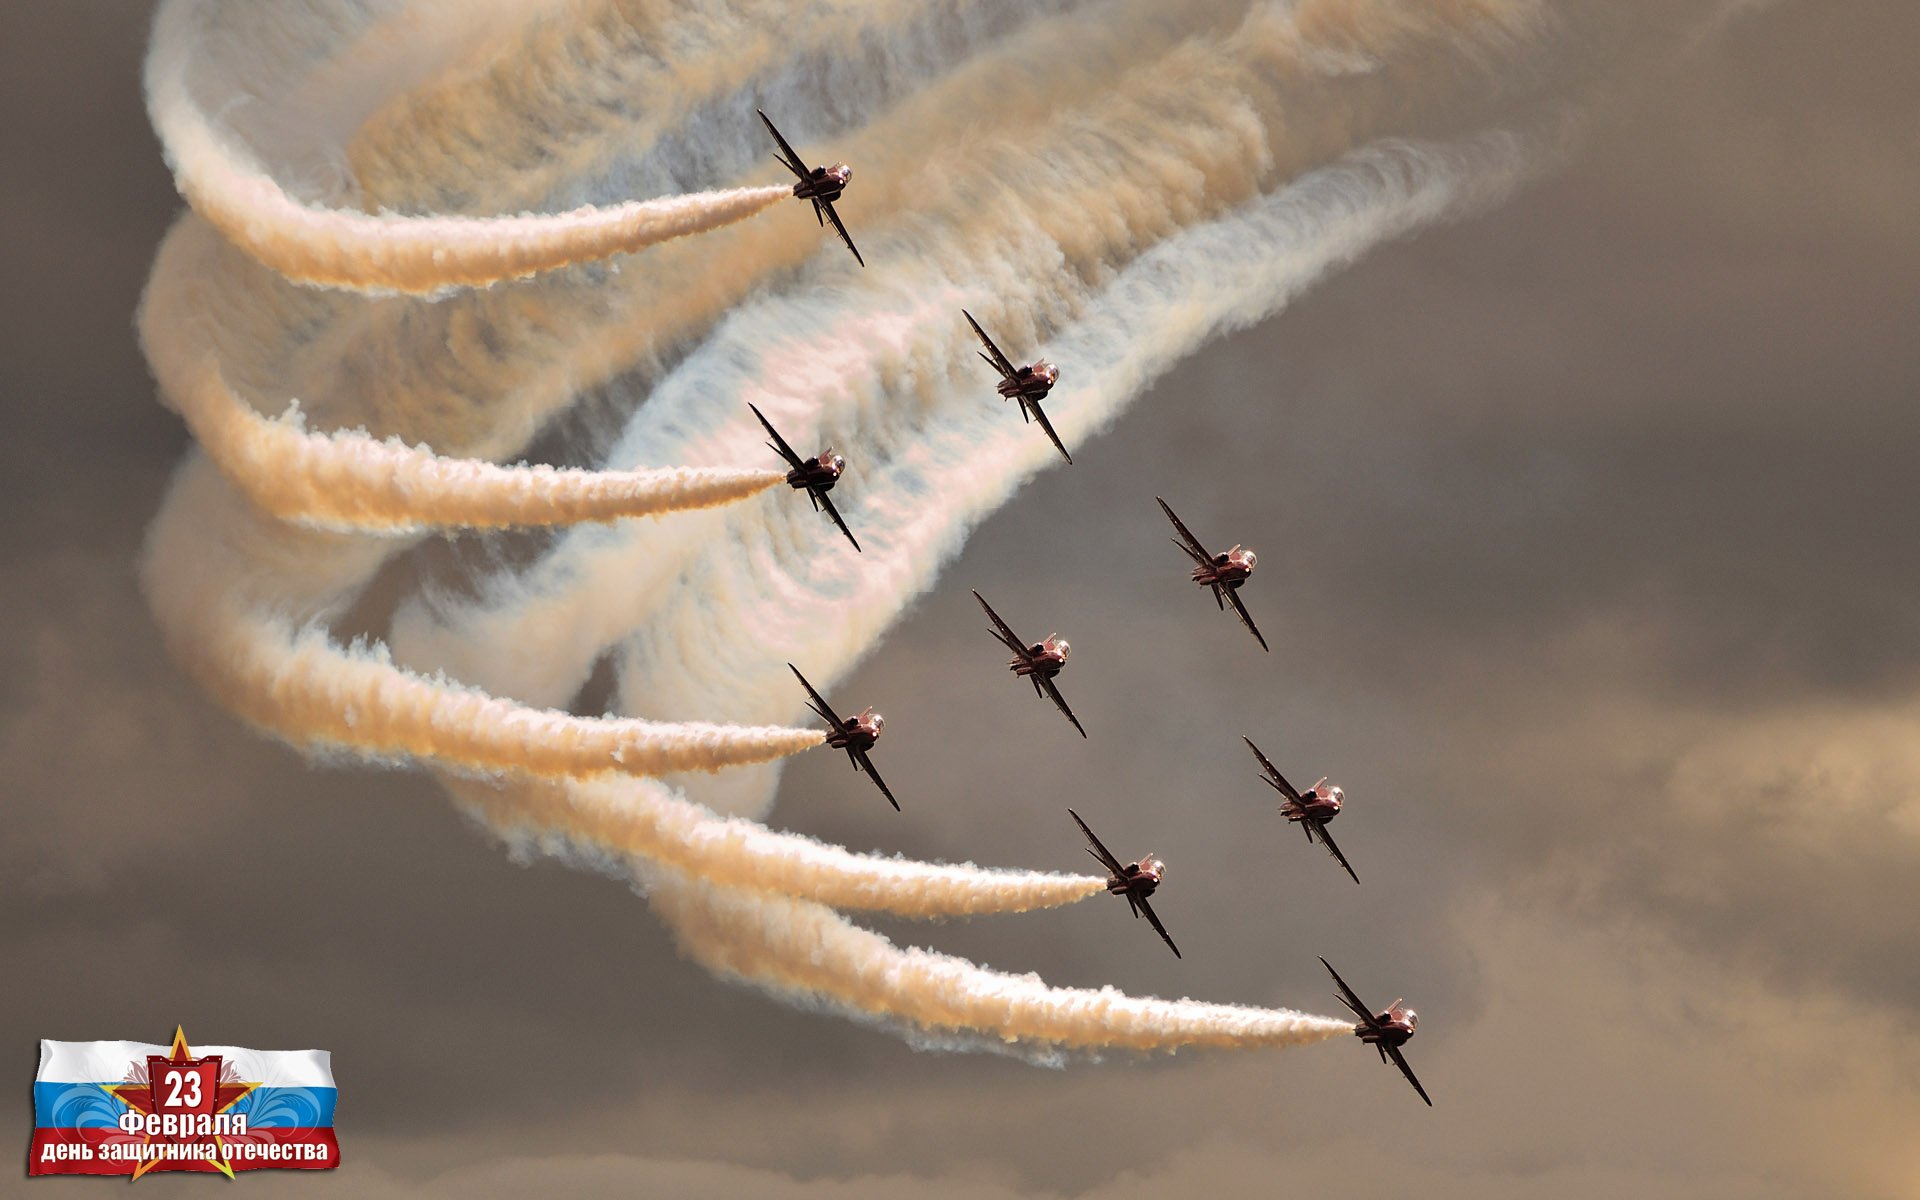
[1157,497,1267,652]
[1069,807,1179,958]
[750,402,860,551]
[1245,736,1357,884]
[759,109,864,267]
[962,309,1070,464]
[740,110,1430,1106]
[790,664,897,811]
[1322,957,1431,1106]
[972,590,1084,738]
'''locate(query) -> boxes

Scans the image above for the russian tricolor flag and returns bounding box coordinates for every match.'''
[30,1037,339,1177]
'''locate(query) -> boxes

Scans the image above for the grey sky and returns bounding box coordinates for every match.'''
[4,2,1918,1196]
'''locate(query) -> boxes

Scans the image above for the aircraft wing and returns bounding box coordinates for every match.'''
[815,488,861,552]
[819,199,865,267]
[1068,807,1129,879]
[962,310,1020,381]
[1243,736,1302,802]
[1385,1044,1433,1107]
[852,749,900,811]
[972,590,1028,658]
[1223,586,1270,652]
[1312,818,1360,885]
[788,664,845,730]
[1156,497,1214,569]
[748,402,805,470]
[757,109,811,182]
[1036,673,1087,739]
[1028,398,1073,465]
[1320,957,1379,1028]
[1135,895,1181,959]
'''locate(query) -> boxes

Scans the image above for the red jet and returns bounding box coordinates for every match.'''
[963,310,1070,464]
[972,590,1085,738]
[790,664,897,810]
[1069,808,1179,958]
[750,403,859,552]
[759,109,863,267]
[1322,957,1431,1106]
[1157,496,1267,652]
[1245,737,1357,884]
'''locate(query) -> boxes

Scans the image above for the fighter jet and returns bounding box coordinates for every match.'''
[962,309,1070,464]
[790,664,897,811]
[1321,957,1431,1106]
[758,109,863,267]
[1156,496,1267,652]
[750,402,859,552]
[1068,807,1179,958]
[972,590,1085,738]
[1245,737,1357,884]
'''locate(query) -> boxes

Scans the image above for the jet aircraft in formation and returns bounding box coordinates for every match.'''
[751,402,860,552]
[1157,497,1266,651]
[790,664,897,811]
[1322,957,1431,1106]
[1069,807,1179,959]
[963,310,1070,464]
[972,590,1084,738]
[1245,736,1357,885]
[760,109,864,267]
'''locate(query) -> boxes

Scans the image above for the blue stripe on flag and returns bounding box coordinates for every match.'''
[33,1082,337,1129]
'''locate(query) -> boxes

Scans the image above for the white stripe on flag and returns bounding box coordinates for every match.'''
[38,1041,335,1088]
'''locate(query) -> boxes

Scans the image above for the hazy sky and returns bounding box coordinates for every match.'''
[4,2,1919,1197]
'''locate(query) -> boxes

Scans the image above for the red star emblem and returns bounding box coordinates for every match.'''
[108,1026,259,1180]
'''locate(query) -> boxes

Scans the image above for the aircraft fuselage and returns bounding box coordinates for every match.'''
[785,451,845,495]
[1010,638,1068,679]
[996,360,1058,402]
[793,163,851,203]
[1192,546,1256,590]
[825,709,883,753]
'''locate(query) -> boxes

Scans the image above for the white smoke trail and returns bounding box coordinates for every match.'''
[459,775,1108,917]
[149,0,792,293]
[153,324,784,534]
[141,461,824,780]
[649,869,1354,1056]
[345,0,1102,215]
